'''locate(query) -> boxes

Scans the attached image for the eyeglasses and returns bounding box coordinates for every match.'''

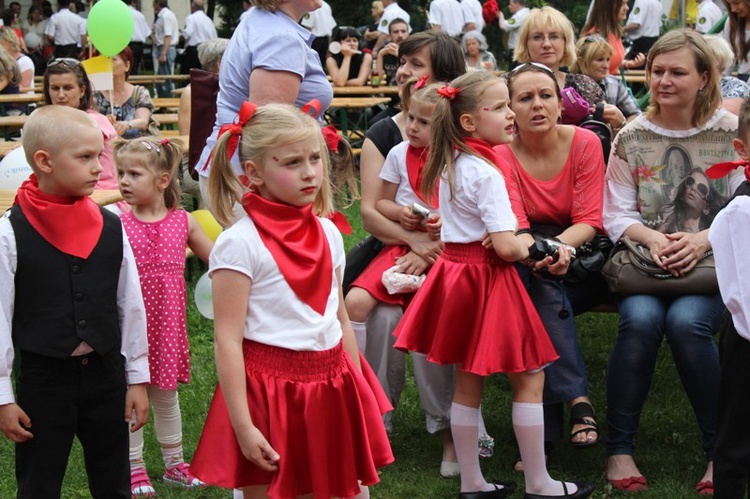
[684,176,709,198]
[529,32,563,44]
[511,62,555,75]
[48,57,81,68]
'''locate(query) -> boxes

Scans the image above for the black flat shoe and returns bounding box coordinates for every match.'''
[459,481,517,499]
[524,481,594,499]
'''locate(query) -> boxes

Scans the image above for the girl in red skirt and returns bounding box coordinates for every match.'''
[394,70,593,499]
[190,102,394,499]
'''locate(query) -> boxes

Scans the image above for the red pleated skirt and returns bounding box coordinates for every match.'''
[191,340,394,499]
[350,245,413,309]
[393,242,559,376]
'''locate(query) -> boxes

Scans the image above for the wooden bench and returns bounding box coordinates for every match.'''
[152,97,181,110]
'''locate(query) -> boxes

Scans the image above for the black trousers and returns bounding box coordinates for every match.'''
[715,309,750,499]
[128,41,144,75]
[180,44,200,76]
[53,44,78,59]
[626,36,658,59]
[15,350,130,499]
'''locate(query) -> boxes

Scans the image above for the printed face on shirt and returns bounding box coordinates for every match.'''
[117,156,166,208]
[246,136,324,208]
[42,124,103,197]
[467,81,516,146]
[47,73,85,109]
[508,70,561,134]
[727,0,750,18]
[396,45,433,88]
[406,99,434,149]
[527,25,565,69]
[649,47,708,113]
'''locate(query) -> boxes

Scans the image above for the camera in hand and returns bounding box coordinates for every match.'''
[528,237,576,261]
[411,202,431,219]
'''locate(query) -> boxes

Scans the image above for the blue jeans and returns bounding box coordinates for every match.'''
[605,293,723,459]
[154,45,176,97]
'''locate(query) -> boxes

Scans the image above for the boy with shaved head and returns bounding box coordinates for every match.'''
[0,105,150,498]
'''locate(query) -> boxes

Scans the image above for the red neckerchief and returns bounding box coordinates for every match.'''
[327,211,352,234]
[406,145,438,205]
[15,175,103,259]
[464,137,503,170]
[242,192,333,315]
[706,159,750,182]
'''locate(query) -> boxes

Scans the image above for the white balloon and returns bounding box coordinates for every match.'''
[328,41,341,54]
[0,147,32,190]
[194,271,214,320]
[24,32,41,50]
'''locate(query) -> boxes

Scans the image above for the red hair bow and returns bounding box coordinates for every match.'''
[437,84,461,100]
[302,99,323,119]
[706,159,750,183]
[414,75,429,90]
[321,125,341,152]
[218,101,257,160]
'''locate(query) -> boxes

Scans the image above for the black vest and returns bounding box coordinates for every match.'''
[9,206,124,358]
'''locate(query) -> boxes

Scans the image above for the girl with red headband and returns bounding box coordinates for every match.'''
[190,102,393,499]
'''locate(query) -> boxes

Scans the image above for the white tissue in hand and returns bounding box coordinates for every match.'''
[381,265,426,295]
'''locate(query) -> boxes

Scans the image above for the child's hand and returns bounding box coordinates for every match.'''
[0,403,33,442]
[425,215,441,240]
[238,425,280,472]
[399,206,423,231]
[125,384,149,433]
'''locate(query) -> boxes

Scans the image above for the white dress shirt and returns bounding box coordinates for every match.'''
[153,7,179,46]
[300,0,336,38]
[44,8,84,45]
[183,10,217,47]
[461,0,484,32]
[379,2,411,35]
[130,6,151,42]
[429,0,465,36]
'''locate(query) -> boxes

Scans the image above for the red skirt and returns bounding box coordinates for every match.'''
[191,341,394,499]
[393,242,559,376]
[350,245,413,309]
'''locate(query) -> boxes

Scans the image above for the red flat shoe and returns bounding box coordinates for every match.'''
[607,475,648,492]
[696,480,714,496]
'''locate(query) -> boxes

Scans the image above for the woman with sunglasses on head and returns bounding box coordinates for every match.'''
[355,30,468,477]
[581,0,645,75]
[494,62,607,471]
[514,6,604,124]
[603,29,744,494]
[572,36,639,132]
[43,57,124,211]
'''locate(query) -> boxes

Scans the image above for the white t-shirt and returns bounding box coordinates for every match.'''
[439,153,517,243]
[710,194,750,341]
[16,55,34,80]
[461,0,484,32]
[379,142,439,211]
[379,2,411,35]
[153,7,179,46]
[300,0,337,38]
[130,7,151,42]
[429,0,465,36]
[183,10,218,47]
[44,8,83,45]
[209,216,346,351]
[626,0,662,39]
[696,0,723,33]
[499,7,530,50]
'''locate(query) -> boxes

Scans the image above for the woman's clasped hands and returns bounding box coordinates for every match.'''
[650,231,710,277]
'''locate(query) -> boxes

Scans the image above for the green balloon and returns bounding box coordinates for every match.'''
[87,0,134,57]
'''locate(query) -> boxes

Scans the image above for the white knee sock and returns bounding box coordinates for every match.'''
[513,402,573,495]
[452,403,495,493]
[351,321,367,352]
[129,426,145,471]
[478,404,487,436]
[349,484,370,498]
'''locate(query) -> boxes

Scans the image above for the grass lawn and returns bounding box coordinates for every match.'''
[0,203,716,498]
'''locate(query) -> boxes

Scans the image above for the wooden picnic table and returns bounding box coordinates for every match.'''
[0,141,19,158]
[333,85,400,96]
[152,98,181,110]
[327,97,391,148]
[0,93,43,117]
[0,188,122,213]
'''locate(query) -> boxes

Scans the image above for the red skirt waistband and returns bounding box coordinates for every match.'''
[242,340,344,382]
[441,242,503,265]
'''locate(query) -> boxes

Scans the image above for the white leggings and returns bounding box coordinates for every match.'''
[130,386,183,462]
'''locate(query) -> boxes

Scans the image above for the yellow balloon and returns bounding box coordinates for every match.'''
[192,209,222,242]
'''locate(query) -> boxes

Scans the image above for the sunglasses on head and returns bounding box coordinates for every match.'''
[511,62,555,75]
[48,57,81,68]
[684,176,709,198]
[583,35,607,44]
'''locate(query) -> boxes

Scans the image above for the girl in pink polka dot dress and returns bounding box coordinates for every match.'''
[114,137,215,498]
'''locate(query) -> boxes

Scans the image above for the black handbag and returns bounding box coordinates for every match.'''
[342,235,385,293]
[601,236,718,296]
[531,225,613,284]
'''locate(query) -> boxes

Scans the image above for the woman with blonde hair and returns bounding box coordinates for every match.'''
[514,6,604,121]
[0,27,33,89]
[0,46,22,115]
[603,29,743,494]
[703,33,749,114]
[364,1,384,51]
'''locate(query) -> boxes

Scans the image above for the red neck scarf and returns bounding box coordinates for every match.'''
[406,145,438,205]
[327,211,352,235]
[463,137,503,170]
[242,193,333,315]
[15,175,103,259]
[706,159,750,182]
